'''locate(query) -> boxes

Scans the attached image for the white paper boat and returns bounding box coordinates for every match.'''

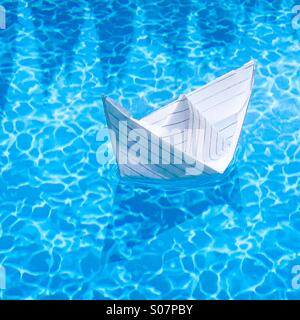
[102,60,255,179]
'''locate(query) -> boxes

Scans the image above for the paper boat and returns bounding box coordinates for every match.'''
[102,60,255,179]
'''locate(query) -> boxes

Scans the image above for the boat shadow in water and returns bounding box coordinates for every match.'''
[101,165,243,265]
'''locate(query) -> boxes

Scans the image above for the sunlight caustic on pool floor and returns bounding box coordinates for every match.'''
[0,0,299,299]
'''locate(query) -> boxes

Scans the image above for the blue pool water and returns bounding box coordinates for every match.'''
[0,0,299,299]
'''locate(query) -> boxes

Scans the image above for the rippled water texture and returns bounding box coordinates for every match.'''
[0,0,299,299]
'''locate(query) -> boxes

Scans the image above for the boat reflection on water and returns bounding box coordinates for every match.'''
[100,164,243,266]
